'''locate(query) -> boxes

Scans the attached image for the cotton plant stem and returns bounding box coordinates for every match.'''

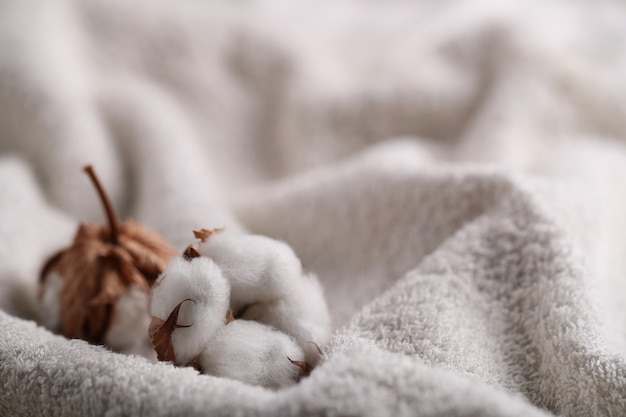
[83,165,120,245]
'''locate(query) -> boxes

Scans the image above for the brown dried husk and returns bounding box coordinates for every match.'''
[148,247,316,380]
[41,220,177,344]
[149,299,194,363]
[288,357,313,377]
[193,228,223,242]
[148,249,234,364]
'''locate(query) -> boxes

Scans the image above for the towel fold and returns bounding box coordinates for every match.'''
[1,0,625,415]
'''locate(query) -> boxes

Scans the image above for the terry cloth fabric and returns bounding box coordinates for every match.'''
[1,0,625,416]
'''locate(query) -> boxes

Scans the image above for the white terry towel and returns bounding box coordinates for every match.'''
[1,0,625,416]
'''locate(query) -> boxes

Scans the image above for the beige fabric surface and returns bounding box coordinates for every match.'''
[1,0,625,415]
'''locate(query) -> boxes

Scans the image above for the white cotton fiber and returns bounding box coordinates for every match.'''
[38,271,63,331]
[150,255,230,365]
[241,272,331,366]
[197,320,305,389]
[197,231,332,365]
[105,285,152,355]
[196,232,301,313]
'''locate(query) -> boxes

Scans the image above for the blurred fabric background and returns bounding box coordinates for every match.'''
[1,0,625,416]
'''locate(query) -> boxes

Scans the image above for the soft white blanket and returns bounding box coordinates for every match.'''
[1,0,625,415]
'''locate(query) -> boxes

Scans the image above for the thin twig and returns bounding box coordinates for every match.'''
[83,165,120,244]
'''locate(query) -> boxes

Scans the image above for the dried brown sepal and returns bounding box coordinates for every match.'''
[183,245,201,261]
[117,222,179,284]
[288,357,313,377]
[39,165,178,344]
[225,309,235,324]
[193,228,224,243]
[308,341,324,357]
[148,316,165,342]
[188,358,203,373]
[149,298,195,363]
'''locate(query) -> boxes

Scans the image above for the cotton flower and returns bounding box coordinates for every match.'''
[195,230,301,314]
[195,229,331,365]
[240,273,331,366]
[197,319,306,389]
[38,166,177,351]
[40,265,162,356]
[149,252,230,365]
[149,230,331,387]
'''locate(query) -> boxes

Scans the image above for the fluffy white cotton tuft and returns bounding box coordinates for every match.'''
[198,320,305,389]
[241,272,331,366]
[150,232,331,384]
[197,231,332,365]
[38,271,63,331]
[105,285,153,356]
[197,232,301,313]
[150,255,230,365]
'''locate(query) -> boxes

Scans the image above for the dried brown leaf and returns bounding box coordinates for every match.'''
[308,341,324,356]
[193,228,224,243]
[225,309,235,324]
[148,316,165,342]
[288,357,313,377]
[118,223,178,285]
[149,299,195,363]
[182,245,201,261]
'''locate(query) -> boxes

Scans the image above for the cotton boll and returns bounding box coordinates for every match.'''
[40,272,155,359]
[105,285,153,356]
[37,166,178,346]
[198,320,305,389]
[196,230,332,364]
[196,232,302,313]
[150,255,230,365]
[241,272,331,366]
[38,271,63,331]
